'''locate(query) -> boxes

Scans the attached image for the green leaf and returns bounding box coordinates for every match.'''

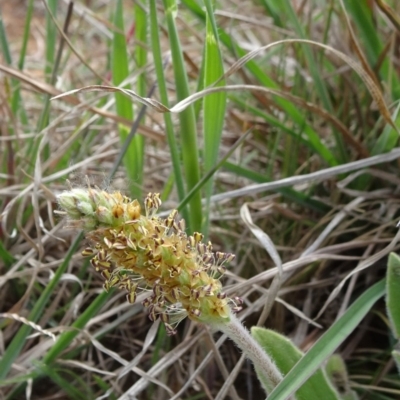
[387,253,400,339]
[267,279,386,400]
[251,327,340,400]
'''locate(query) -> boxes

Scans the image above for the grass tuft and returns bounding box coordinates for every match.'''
[1,1,400,398]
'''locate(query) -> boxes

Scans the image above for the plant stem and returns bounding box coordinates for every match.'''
[211,313,285,396]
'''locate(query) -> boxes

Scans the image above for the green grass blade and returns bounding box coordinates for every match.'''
[0,372,36,387]
[10,0,33,123]
[163,0,202,233]
[133,1,147,195]
[0,6,28,124]
[202,0,227,237]
[2,291,114,400]
[222,161,329,213]
[0,240,15,268]
[0,9,12,66]
[160,172,175,203]
[344,0,382,65]
[135,2,147,99]
[373,102,400,155]
[44,0,57,83]
[0,232,83,380]
[259,0,283,27]
[35,0,58,134]
[387,253,400,339]
[147,324,171,399]
[268,279,386,400]
[180,0,338,167]
[36,365,89,400]
[276,0,347,162]
[194,45,206,120]
[251,328,340,400]
[177,129,251,213]
[343,0,400,98]
[278,0,333,111]
[16,0,34,71]
[393,350,400,376]
[34,1,73,164]
[180,0,203,16]
[42,289,112,365]
[282,1,333,107]
[94,374,117,400]
[112,0,139,197]
[149,0,189,224]
[229,95,310,149]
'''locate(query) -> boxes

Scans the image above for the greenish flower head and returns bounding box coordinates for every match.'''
[57,189,242,335]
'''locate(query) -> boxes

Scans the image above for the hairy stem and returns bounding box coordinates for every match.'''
[212,313,285,396]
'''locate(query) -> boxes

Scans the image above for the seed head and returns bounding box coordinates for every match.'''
[57,189,240,335]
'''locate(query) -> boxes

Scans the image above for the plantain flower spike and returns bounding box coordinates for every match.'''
[57,187,241,335]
